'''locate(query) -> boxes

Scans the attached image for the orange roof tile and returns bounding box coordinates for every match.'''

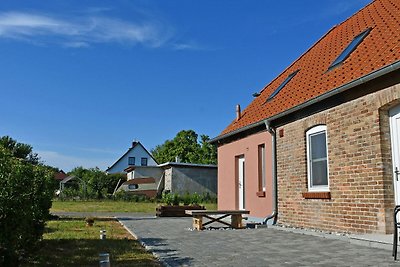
[220,0,400,137]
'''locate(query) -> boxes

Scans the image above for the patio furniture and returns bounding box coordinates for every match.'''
[393,205,400,260]
[185,210,250,230]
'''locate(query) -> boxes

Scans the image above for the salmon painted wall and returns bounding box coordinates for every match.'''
[217,130,273,218]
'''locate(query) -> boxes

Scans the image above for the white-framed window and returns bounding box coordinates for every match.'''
[306,125,329,192]
[258,144,266,192]
[141,157,148,166]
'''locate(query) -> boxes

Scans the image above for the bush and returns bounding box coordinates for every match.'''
[113,191,152,202]
[161,192,217,206]
[0,148,54,266]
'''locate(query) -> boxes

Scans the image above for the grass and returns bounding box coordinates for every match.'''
[23,218,160,267]
[51,199,218,213]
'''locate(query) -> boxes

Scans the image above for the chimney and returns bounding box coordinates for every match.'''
[132,141,137,147]
[236,104,241,121]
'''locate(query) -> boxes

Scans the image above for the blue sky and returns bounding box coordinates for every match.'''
[0,0,371,172]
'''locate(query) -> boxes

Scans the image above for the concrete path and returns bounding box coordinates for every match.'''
[119,216,399,267]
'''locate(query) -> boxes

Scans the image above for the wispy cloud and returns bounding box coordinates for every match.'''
[172,42,208,51]
[0,11,173,48]
[38,150,112,172]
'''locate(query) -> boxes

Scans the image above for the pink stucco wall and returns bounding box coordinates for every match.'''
[217,130,273,218]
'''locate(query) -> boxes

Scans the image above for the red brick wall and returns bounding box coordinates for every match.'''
[277,83,400,234]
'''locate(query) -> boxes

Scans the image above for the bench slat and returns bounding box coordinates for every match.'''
[185,210,250,216]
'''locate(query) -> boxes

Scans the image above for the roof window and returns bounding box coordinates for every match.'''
[266,70,299,102]
[328,28,371,70]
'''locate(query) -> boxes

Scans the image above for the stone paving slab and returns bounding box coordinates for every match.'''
[119,216,399,267]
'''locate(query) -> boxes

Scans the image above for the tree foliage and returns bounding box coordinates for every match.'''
[0,146,53,266]
[151,130,217,164]
[68,167,124,199]
[0,136,39,164]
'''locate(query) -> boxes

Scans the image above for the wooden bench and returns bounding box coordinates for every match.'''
[185,210,250,230]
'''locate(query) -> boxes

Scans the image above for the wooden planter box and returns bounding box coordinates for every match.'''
[156,205,206,217]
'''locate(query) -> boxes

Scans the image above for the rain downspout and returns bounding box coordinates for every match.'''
[263,120,278,225]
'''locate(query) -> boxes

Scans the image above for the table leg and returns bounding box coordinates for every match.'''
[231,214,243,229]
[193,215,203,230]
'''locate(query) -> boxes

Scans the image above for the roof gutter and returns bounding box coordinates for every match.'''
[211,60,400,144]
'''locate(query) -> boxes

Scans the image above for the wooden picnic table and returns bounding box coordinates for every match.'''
[185,210,250,230]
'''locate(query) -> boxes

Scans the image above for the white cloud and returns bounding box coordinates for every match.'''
[37,150,112,172]
[0,11,173,48]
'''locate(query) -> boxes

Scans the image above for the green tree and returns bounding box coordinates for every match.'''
[0,147,53,266]
[199,135,217,164]
[0,136,39,164]
[69,167,122,199]
[151,130,217,164]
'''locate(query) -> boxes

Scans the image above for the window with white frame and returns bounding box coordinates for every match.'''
[258,144,266,192]
[141,157,148,166]
[306,125,329,191]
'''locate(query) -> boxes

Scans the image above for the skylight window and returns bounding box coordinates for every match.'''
[328,28,371,70]
[266,70,299,102]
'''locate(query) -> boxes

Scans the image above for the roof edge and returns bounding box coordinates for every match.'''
[211,59,400,144]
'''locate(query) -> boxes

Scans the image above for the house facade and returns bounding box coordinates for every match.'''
[122,162,218,197]
[212,0,400,233]
[106,141,158,174]
[217,130,274,219]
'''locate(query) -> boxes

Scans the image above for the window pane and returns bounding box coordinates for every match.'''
[311,160,328,186]
[310,133,326,159]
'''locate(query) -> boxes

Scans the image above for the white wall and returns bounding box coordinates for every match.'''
[107,144,157,173]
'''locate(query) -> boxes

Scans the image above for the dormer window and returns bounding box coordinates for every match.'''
[328,28,371,70]
[266,70,299,102]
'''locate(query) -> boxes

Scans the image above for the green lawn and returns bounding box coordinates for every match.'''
[51,200,218,213]
[23,218,160,267]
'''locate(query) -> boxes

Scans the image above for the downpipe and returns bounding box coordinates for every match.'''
[263,120,278,225]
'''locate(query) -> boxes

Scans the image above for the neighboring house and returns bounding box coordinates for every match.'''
[54,170,67,182]
[211,0,400,234]
[121,162,218,197]
[106,141,158,174]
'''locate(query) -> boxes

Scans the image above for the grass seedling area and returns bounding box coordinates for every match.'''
[51,199,218,213]
[23,217,160,266]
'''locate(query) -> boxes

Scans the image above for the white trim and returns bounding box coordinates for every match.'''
[390,105,400,205]
[306,125,330,192]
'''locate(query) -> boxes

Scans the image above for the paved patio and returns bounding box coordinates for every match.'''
[119,216,399,267]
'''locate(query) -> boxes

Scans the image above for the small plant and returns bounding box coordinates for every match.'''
[85,217,95,226]
[191,192,201,205]
[182,192,191,206]
[161,192,180,205]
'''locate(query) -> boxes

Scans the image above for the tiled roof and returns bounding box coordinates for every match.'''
[220,0,400,136]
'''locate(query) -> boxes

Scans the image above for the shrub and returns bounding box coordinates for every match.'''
[0,148,54,266]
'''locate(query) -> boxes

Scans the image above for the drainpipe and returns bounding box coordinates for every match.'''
[263,120,278,225]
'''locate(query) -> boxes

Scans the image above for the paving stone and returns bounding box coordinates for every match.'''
[119,216,398,266]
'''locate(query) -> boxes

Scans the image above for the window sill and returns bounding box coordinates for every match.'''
[256,191,266,197]
[302,192,331,199]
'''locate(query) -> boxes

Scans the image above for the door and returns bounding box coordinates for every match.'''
[238,156,245,210]
[390,105,400,205]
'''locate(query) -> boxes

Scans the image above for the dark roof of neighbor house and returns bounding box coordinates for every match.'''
[106,141,158,172]
[54,170,67,181]
[60,175,76,184]
[217,0,400,140]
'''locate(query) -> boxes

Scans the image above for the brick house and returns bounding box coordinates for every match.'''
[211,0,400,233]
